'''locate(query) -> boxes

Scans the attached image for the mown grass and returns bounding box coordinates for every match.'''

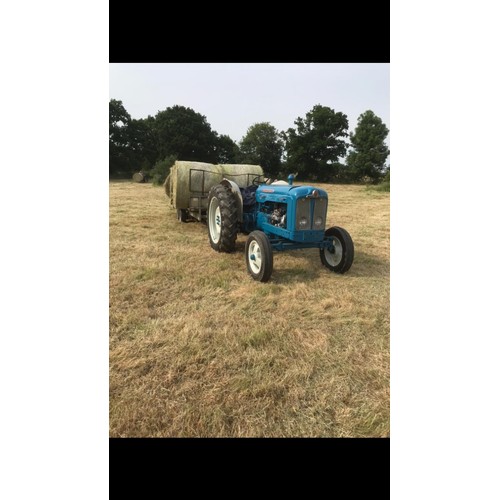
[109,181,390,436]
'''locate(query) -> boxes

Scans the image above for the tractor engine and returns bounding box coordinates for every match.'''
[269,203,286,228]
[271,206,287,228]
[261,203,287,228]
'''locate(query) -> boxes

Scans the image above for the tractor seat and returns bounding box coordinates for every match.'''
[241,185,258,206]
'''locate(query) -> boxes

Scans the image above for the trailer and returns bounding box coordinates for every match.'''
[164,161,264,222]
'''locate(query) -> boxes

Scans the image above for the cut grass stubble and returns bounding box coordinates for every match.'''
[109,182,390,436]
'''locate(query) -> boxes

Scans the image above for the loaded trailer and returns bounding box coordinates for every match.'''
[164,161,264,222]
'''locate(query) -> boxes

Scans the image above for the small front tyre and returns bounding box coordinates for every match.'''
[320,226,354,274]
[245,231,273,282]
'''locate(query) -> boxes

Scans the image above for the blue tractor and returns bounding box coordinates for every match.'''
[207,174,354,282]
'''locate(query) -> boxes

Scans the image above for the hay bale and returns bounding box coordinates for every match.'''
[133,172,145,183]
[164,173,172,199]
[219,164,264,188]
[170,161,218,209]
[169,161,264,209]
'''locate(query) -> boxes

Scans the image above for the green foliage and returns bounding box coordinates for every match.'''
[367,168,390,192]
[283,105,349,181]
[109,99,390,187]
[109,99,133,176]
[239,122,283,177]
[215,134,241,164]
[346,110,390,183]
[376,168,390,191]
[152,105,219,163]
[150,155,177,186]
[127,117,157,168]
[109,100,157,177]
[109,99,131,132]
[375,182,390,192]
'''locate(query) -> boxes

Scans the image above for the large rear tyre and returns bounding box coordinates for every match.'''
[320,226,354,274]
[207,184,238,252]
[245,230,273,282]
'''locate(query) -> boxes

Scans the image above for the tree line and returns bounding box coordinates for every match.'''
[109,100,389,185]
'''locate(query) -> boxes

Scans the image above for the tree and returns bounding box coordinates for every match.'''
[126,117,157,170]
[149,155,177,186]
[346,110,389,183]
[109,99,133,175]
[215,134,240,164]
[152,105,219,163]
[239,122,283,177]
[283,105,349,181]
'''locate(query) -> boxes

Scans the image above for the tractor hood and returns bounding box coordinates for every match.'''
[256,185,328,201]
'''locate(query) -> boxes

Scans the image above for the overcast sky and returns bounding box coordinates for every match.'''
[109,63,389,144]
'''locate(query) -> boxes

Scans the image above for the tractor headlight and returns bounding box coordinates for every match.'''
[299,216,308,228]
[314,216,323,227]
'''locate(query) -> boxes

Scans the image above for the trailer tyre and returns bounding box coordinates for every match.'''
[177,209,188,223]
[207,184,238,252]
[320,226,354,274]
[245,231,273,282]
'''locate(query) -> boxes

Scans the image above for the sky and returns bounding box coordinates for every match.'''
[109,63,389,144]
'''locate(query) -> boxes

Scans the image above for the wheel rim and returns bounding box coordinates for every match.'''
[324,236,343,267]
[248,240,262,274]
[209,198,221,243]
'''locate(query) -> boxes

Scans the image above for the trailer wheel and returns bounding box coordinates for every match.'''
[320,226,354,274]
[177,209,188,222]
[245,230,273,282]
[207,184,238,252]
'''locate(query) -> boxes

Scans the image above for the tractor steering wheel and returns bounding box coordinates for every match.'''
[252,176,262,186]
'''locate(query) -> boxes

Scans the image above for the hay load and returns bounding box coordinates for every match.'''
[133,172,146,183]
[165,160,264,221]
[169,161,219,209]
[218,164,264,188]
[164,173,172,198]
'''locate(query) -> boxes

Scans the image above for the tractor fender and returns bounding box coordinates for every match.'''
[221,179,243,222]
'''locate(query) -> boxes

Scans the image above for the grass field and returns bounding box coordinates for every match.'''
[109,181,390,437]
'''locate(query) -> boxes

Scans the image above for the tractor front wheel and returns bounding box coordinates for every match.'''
[207,184,238,252]
[245,231,273,282]
[320,226,354,274]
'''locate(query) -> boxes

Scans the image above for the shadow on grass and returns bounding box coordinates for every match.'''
[273,249,388,282]
[344,250,389,278]
[191,226,389,280]
[234,240,247,252]
[271,266,322,284]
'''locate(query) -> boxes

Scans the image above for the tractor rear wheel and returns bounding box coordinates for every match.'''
[207,184,238,252]
[320,226,354,274]
[245,230,273,282]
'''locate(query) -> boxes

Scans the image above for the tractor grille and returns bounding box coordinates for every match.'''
[295,198,310,230]
[313,198,327,230]
[295,197,327,231]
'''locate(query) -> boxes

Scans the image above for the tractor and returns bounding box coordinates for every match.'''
[207,174,354,282]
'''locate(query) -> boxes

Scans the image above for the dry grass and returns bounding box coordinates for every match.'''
[109,181,390,437]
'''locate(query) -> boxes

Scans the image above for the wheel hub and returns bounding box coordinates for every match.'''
[208,198,222,243]
[325,236,342,267]
[248,241,262,273]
